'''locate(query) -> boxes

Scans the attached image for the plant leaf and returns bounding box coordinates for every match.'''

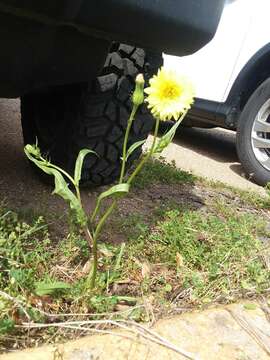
[99,183,129,201]
[35,281,71,296]
[74,149,97,185]
[126,140,146,160]
[0,318,15,334]
[91,183,130,221]
[153,117,182,154]
[24,145,87,225]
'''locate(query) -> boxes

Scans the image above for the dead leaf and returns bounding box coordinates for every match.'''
[11,308,22,324]
[261,250,270,270]
[99,244,114,257]
[141,262,151,279]
[176,252,184,268]
[132,257,151,279]
[82,260,93,275]
[115,304,132,312]
[132,257,142,267]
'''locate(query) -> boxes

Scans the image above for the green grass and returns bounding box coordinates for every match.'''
[0,208,52,337]
[112,212,149,242]
[0,208,131,346]
[0,210,51,293]
[0,158,270,349]
[125,204,269,303]
[203,178,270,209]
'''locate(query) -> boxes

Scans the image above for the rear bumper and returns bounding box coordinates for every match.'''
[0,0,225,56]
[0,1,225,97]
[0,12,109,97]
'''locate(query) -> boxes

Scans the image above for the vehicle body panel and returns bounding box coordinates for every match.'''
[0,0,225,56]
[0,0,225,97]
[225,0,270,101]
[164,0,270,103]
[0,13,109,97]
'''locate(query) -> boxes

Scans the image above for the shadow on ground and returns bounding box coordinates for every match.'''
[173,126,237,164]
[0,99,96,238]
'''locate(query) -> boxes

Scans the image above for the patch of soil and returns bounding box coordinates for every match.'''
[120,183,205,217]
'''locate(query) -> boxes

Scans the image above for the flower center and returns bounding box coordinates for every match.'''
[161,83,181,100]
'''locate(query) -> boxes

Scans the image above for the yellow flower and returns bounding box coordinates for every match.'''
[144,67,195,121]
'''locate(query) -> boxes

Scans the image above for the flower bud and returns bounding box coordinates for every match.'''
[25,144,41,158]
[132,74,145,106]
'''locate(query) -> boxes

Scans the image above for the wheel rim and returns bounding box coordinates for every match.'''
[251,98,270,171]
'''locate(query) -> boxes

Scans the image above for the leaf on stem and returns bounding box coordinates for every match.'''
[153,115,185,154]
[24,144,87,225]
[74,149,97,186]
[126,140,146,160]
[91,183,130,222]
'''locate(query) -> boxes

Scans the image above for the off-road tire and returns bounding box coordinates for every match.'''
[21,43,162,186]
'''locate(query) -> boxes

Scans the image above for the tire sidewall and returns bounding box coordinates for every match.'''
[236,78,270,186]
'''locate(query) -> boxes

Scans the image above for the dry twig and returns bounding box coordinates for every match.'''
[227,309,270,356]
[17,318,198,360]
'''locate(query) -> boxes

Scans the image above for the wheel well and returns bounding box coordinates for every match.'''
[227,44,270,112]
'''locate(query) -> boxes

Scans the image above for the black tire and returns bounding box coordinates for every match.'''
[236,78,270,186]
[21,43,162,186]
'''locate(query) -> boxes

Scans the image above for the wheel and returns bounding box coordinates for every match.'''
[236,78,270,186]
[21,43,162,186]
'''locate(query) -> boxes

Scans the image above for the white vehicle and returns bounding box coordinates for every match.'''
[164,0,270,186]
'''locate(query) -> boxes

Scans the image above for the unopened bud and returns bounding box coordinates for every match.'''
[136,74,144,85]
[25,144,41,158]
[132,74,145,106]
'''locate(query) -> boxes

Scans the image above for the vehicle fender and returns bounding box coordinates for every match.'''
[226,43,270,110]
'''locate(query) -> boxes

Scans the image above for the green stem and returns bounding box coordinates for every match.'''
[89,201,116,289]
[92,104,141,242]
[89,232,98,289]
[75,185,82,206]
[119,105,138,183]
[94,201,116,243]
[84,226,95,290]
[127,117,160,185]
[88,103,143,289]
[90,104,139,224]
[90,199,100,224]
[84,226,94,249]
